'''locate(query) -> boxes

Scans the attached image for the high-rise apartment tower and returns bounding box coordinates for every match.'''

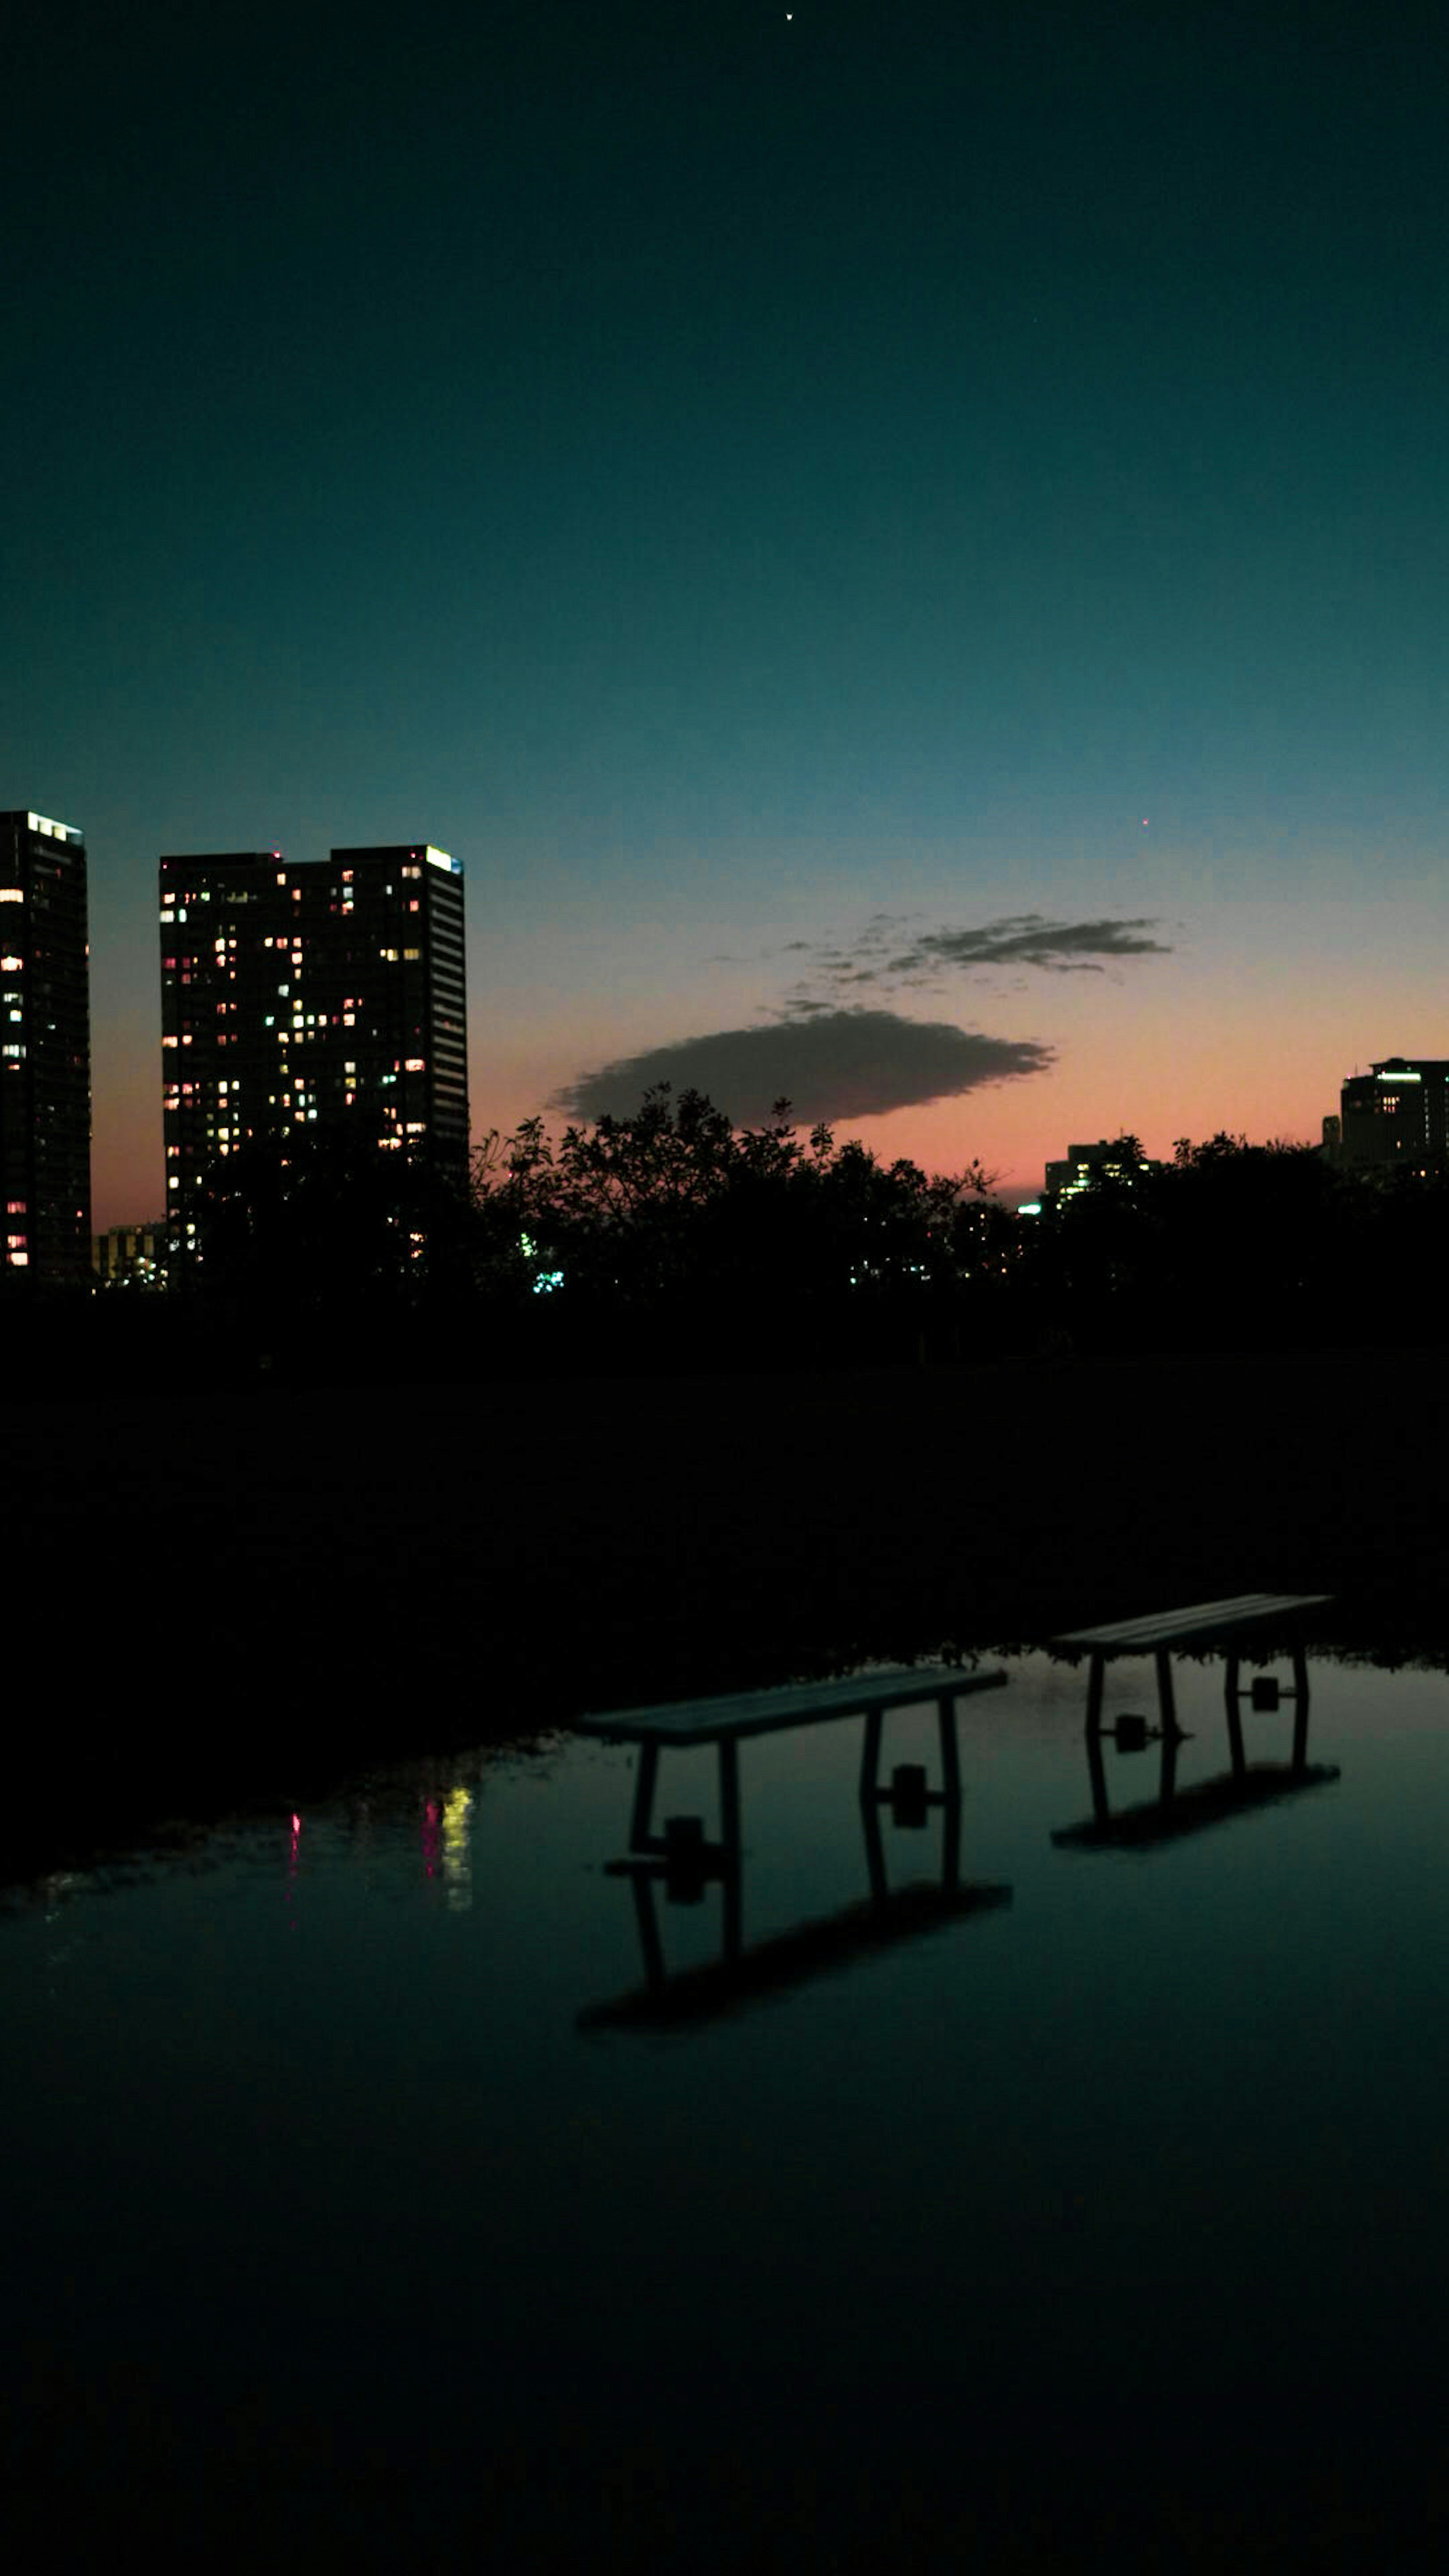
[1336,1058,1449,1172]
[159,843,468,1263]
[0,809,92,1283]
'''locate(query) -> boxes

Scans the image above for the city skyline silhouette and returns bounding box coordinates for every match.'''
[8,2,1448,1227]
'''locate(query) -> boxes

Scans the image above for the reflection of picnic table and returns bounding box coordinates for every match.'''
[1051,1592,1333,1742]
[577,1864,1014,2032]
[575,1665,1011,2027]
[1051,1719,1340,1853]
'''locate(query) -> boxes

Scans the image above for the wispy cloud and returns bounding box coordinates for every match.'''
[779,910,1171,1013]
[554,1009,1055,1128]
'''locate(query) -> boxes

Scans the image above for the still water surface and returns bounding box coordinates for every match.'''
[5,1653,1449,2570]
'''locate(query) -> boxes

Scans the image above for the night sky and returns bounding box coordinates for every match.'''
[8,0,1449,1224]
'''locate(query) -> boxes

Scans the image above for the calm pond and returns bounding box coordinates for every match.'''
[5,1650,1448,2570]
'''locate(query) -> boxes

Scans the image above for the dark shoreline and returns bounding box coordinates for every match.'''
[11,1349,1446,1883]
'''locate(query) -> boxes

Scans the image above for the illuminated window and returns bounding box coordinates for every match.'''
[0,957,21,972]
[404,948,420,961]
[405,1057,425,1072]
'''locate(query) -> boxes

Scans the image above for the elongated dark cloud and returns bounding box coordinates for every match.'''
[555,1009,1054,1127]
[912,914,1170,973]
[781,910,1172,1012]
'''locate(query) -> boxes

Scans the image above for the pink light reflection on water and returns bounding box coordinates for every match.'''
[286,1810,302,1929]
[421,1798,441,1881]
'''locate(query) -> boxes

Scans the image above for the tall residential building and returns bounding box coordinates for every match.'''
[0,809,92,1284]
[1338,1058,1449,1172]
[159,843,468,1263]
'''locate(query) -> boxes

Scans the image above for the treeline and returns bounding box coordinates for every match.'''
[20,1093,1449,1384]
[469,1104,1449,1365]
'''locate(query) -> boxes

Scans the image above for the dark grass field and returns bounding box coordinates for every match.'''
[9,1348,1446,1878]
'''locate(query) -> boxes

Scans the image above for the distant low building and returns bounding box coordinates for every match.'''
[1338,1058,1449,1173]
[1042,1140,1161,1204]
[94,1221,167,1285]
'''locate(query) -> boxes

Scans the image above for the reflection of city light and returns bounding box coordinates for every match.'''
[286,1811,302,1930]
[443,1786,474,1913]
[421,1798,441,1879]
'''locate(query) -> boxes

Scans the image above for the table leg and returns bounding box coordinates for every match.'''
[630,1740,660,1851]
[721,1854,743,1963]
[938,1692,961,1803]
[630,1871,666,1994]
[1158,1726,1180,1807]
[1086,1726,1110,1825]
[1155,1648,1178,1736]
[718,1736,741,1861]
[1224,1690,1246,1780]
[861,1792,888,1905]
[941,1791,961,1890]
[860,1707,884,1801]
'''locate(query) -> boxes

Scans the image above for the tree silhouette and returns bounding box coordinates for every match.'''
[472,1086,998,1360]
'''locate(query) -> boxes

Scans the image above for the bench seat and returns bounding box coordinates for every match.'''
[1052,1591,1333,1656]
[575,1662,1006,1745]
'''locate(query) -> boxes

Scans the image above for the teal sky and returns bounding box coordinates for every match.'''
[6,0,1449,1220]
